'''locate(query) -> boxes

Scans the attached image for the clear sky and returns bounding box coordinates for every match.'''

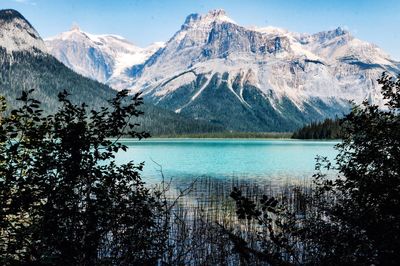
[2,0,400,59]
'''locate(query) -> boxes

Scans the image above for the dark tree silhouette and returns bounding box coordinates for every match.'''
[0,90,169,265]
[229,73,400,265]
[292,117,343,139]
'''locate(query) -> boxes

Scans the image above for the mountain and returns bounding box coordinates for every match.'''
[45,9,400,132]
[0,9,116,112]
[45,27,164,90]
[126,9,399,131]
[0,9,224,136]
[0,9,47,54]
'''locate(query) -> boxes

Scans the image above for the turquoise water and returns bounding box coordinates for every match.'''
[115,139,338,183]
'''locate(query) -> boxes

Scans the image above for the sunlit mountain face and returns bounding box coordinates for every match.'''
[46,9,399,131]
[0,9,116,112]
[0,9,225,135]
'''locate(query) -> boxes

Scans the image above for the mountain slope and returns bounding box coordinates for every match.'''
[45,27,164,90]
[0,9,115,112]
[127,10,399,131]
[44,9,400,132]
[0,9,223,136]
[0,9,46,54]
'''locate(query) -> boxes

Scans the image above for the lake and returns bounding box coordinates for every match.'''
[115,139,338,184]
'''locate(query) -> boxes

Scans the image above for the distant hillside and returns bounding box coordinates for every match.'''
[134,103,225,136]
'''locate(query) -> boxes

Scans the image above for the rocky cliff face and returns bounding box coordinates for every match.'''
[0,9,116,113]
[0,9,227,135]
[124,10,398,131]
[45,27,164,89]
[0,9,47,54]
[45,9,400,131]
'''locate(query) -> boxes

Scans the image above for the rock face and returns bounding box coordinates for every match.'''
[126,9,399,131]
[0,9,223,136]
[45,9,400,131]
[0,9,116,113]
[45,28,164,90]
[0,9,47,53]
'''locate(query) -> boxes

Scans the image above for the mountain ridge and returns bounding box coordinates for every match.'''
[0,9,116,112]
[0,9,224,136]
[0,9,47,54]
[123,9,398,131]
[29,9,400,131]
[45,26,165,90]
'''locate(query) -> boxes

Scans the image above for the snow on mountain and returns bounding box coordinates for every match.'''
[0,9,121,117]
[119,9,399,131]
[0,9,225,135]
[45,26,164,89]
[130,10,397,106]
[0,9,47,53]
[44,9,400,131]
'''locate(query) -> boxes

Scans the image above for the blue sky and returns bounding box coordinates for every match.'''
[2,0,400,59]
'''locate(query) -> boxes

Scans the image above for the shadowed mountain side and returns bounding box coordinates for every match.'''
[145,73,350,131]
[0,48,115,112]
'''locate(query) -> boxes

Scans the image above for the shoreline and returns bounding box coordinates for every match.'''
[126,132,293,139]
[114,137,340,142]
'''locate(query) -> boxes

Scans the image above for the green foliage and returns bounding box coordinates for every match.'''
[0,48,116,112]
[324,72,400,264]
[230,73,400,265]
[0,89,169,265]
[134,103,226,136]
[292,117,343,139]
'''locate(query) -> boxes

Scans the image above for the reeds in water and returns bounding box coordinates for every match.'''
[159,176,312,265]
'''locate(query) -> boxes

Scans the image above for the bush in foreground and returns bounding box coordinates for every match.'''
[0,90,169,265]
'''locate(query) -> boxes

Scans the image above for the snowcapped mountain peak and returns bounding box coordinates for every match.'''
[124,9,399,121]
[312,26,351,44]
[0,9,47,53]
[70,23,81,32]
[202,9,235,24]
[252,26,290,36]
[32,8,400,131]
[182,9,236,29]
[46,27,129,47]
[45,26,164,87]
